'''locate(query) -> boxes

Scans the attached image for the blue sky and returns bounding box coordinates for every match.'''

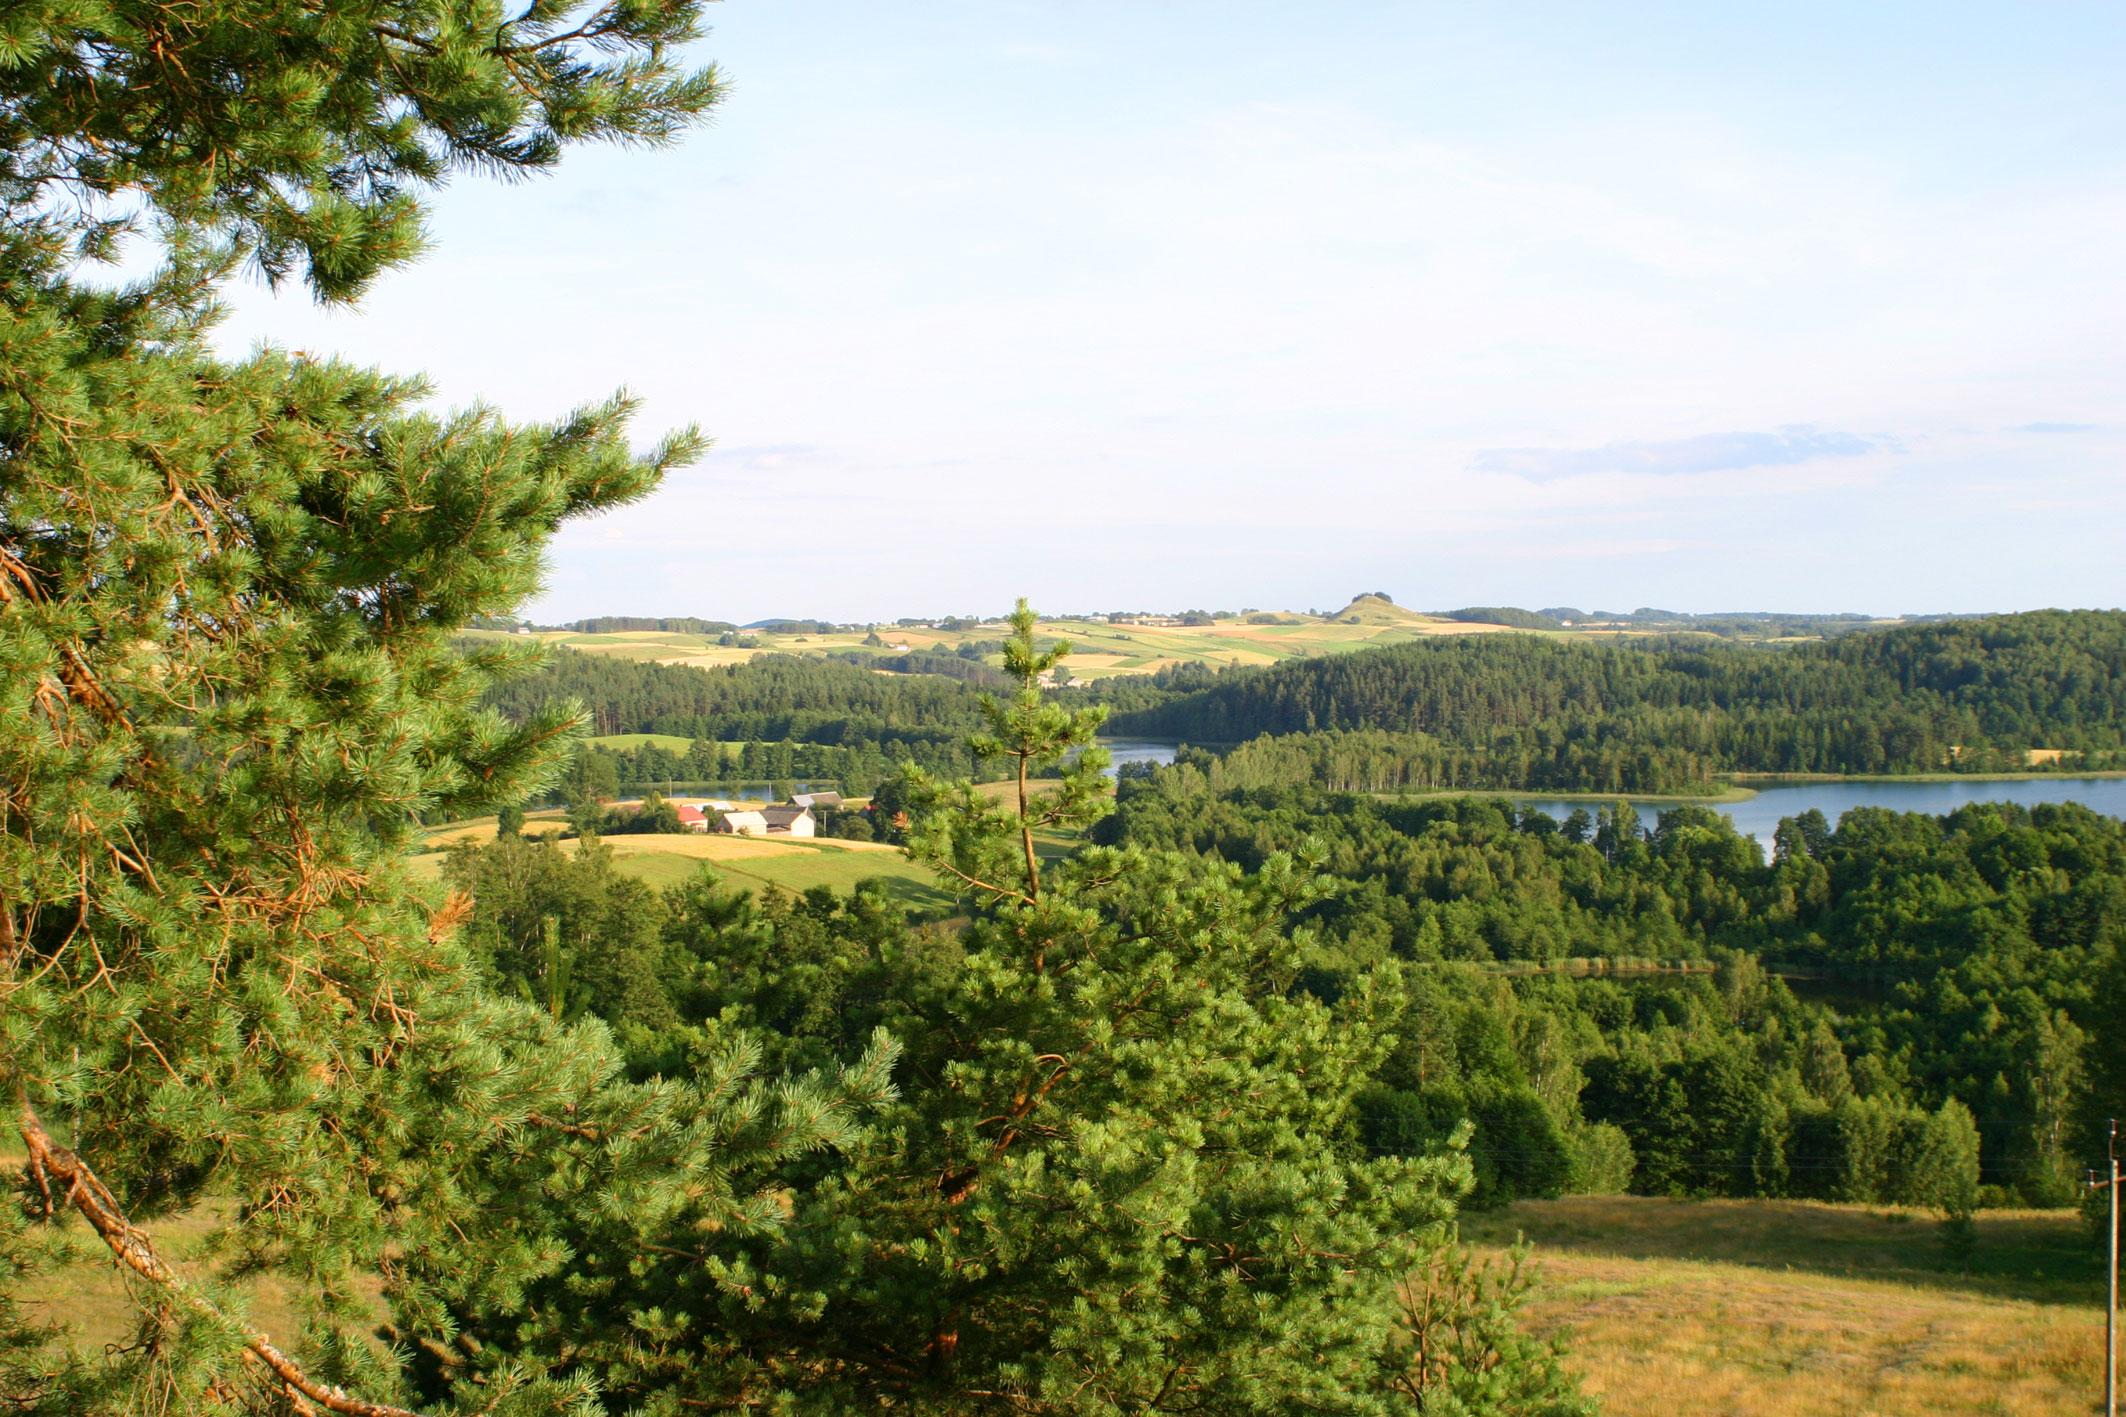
[216,2,2126,622]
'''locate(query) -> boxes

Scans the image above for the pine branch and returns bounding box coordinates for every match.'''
[16,1102,425,1417]
[523,1108,610,1140]
[928,854,1035,909]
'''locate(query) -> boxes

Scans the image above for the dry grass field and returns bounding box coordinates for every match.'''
[481,597,1545,682]
[1465,1195,2104,1416]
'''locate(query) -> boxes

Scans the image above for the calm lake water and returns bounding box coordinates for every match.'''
[723,782,831,803]
[1098,739,1184,774]
[1515,777,2126,850]
[1097,741,2126,852]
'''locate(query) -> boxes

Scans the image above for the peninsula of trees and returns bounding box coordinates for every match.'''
[1110,610,2126,791]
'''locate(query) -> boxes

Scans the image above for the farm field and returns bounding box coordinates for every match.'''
[422,808,570,849]
[480,597,1540,681]
[1463,1195,2103,1416]
[410,821,948,908]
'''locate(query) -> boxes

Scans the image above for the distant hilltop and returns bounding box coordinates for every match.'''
[1320,596,1563,631]
[470,599,1958,641]
[461,599,2014,687]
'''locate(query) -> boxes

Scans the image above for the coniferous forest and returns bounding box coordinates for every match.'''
[487,647,994,745]
[1111,611,2126,790]
[487,649,1001,792]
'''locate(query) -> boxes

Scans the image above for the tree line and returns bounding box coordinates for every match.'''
[559,732,993,801]
[557,615,741,634]
[485,645,992,746]
[1110,611,2126,789]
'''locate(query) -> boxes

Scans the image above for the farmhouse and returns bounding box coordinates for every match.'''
[791,791,844,810]
[674,803,709,833]
[714,809,769,836]
[760,804,816,838]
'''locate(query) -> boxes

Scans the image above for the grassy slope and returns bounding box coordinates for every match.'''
[1465,1196,2102,1416]
[589,731,705,751]
[591,834,947,906]
[410,822,949,909]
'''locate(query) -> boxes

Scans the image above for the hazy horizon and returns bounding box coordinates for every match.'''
[527,598,2124,629]
[208,2,2126,623]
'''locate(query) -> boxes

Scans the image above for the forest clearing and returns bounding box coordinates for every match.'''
[411,817,948,903]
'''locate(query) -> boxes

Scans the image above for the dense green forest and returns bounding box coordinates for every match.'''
[488,645,991,744]
[561,731,984,800]
[485,613,2126,804]
[1141,725,1726,796]
[486,650,1028,796]
[831,646,1013,686]
[1092,768,2123,1207]
[444,767,2114,1234]
[1438,606,1567,630]
[1112,611,2126,790]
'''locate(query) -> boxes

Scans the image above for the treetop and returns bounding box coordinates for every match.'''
[0,0,727,298]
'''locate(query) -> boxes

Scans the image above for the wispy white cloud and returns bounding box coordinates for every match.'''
[1472,427,1881,482]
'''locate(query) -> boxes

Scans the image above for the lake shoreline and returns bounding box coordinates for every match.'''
[1103,742,2126,795]
[1726,769,2126,785]
[1376,771,2126,807]
[1377,785,1761,805]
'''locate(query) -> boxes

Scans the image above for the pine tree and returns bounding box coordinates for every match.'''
[449,605,1576,1412]
[1389,1240,1594,1416]
[1,0,726,301]
[901,596,1112,910]
[0,5,900,1413]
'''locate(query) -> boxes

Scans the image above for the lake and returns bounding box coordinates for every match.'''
[1095,741,2126,851]
[1098,739,1184,774]
[1513,777,2126,850]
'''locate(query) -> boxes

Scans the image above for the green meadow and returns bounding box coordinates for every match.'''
[411,819,949,909]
